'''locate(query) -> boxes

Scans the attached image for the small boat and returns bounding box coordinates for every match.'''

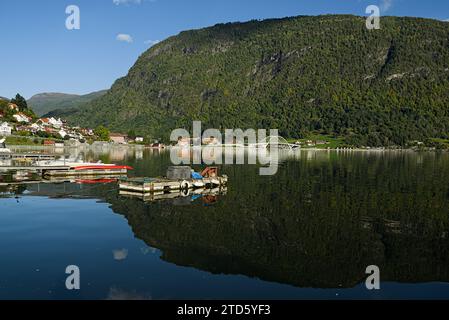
[39,157,133,177]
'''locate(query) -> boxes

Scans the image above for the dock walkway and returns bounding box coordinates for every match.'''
[0,153,58,161]
[119,175,228,193]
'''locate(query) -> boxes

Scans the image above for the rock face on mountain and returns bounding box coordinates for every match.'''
[66,15,449,146]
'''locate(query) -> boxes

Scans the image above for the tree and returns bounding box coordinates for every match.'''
[0,99,8,111]
[11,94,28,111]
[127,130,136,140]
[94,125,110,141]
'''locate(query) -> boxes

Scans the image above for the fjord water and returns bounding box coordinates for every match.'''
[1,148,449,299]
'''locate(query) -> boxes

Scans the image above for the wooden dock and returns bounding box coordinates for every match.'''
[119,175,228,193]
[0,165,70,172]
[43,168,130,177]
[0,153,57,161]
[119,186,227,202]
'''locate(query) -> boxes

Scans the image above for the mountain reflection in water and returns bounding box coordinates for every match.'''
[1,148,449,298]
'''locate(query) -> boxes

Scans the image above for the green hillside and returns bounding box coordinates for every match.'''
[65,15,449,146]
[28,90,107,116]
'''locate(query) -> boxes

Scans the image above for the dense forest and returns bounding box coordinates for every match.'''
[62,15,449,146]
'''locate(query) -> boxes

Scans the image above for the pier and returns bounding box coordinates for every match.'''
[0,165,70,171]
[0,153,57,161]
[119,175,228,193]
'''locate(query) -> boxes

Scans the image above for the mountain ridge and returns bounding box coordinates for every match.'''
[64,15,449,146]
[28,90,107,116]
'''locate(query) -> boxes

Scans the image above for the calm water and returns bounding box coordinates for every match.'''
[1,147,449,300]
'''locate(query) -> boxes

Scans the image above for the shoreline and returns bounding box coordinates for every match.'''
[7,144,448,153]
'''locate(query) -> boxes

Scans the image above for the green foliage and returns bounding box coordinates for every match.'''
[94,125,110,141]
[127,130,136,140]
[36,131,51,138]
[28,90,107,117]
[5,136,41,146]
[0,99,8,111]
[426,138,449,149]
[64,15,449,146]
[11,94,28,111]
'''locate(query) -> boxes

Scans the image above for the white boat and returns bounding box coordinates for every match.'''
[35,158,115,168]
[34,156,133,174]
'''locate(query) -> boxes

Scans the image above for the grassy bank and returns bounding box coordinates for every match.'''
[5,135,62,146]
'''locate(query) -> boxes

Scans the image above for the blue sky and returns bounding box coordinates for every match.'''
[1,0,449,99]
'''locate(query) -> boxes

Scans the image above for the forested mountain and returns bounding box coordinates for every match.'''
[64,15,449,146]
[28,90,107,116]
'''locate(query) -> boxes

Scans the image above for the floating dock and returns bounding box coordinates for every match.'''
[0,165,71,172]
[119,175,228,193]
[0,153,57,161]
[43,166,133,177]
[119,186,227,203]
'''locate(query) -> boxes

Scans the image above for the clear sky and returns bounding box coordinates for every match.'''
[1,0,449,99]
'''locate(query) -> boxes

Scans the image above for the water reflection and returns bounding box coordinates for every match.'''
[119,187,227,205]
[1,148,449,297]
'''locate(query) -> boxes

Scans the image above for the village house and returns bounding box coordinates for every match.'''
[79,128,94,136]
[58,129,68,139]
[15,125,33,133]
[48,117,63,128]
[37,118,50,126]
[135,136,144,143]
[177,137,201,147]
[43,140,55,146]
[110,133,128,144]
[45,127,57,134]
[0,122,12,136]
[306,140,315,146]
[202,137,220,145]
[150,142,165,149]
[8,103,19,112]
[13,112,32,124]
[37,117,63,128]
[30,123,43,132]
[177,137,190,147]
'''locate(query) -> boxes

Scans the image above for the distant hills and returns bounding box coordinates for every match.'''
[28,90,107,117]
[57,15,449,146]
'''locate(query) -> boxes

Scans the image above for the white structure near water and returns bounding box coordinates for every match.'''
[0,122,12,136]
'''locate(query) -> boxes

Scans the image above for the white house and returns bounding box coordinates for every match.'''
[48,117,63,128]
[0,122,12,136]
[58,129,68,139]
[135,136,144,143]
[36,117,63,128]
[13,113,31,124]
[37,118,50,126]
[30,123,43,132]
